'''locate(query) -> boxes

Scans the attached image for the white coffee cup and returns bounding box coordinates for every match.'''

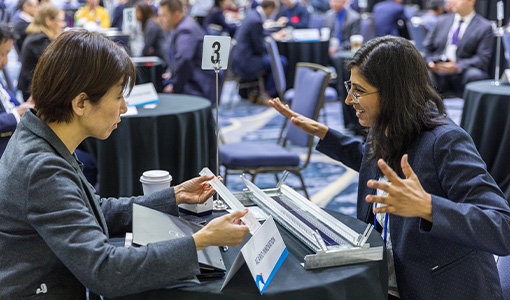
[140,170,172,195]
[350,34,364,53]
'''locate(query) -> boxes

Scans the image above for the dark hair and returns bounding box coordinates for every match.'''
[260,0,276,9]
[0,24,17,44]
[346,36,446,172]
[32,30,136,123]
[136,2,156,31]
[214,0,225,7]
[159,0,183,13]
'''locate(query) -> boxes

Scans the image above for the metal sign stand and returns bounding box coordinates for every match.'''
[213,61,228,211]
[493,1,504,86]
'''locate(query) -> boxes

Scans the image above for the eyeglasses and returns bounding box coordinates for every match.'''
[344,80,378,103]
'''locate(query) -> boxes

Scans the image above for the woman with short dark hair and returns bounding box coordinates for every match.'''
[269,36,510,299]
[135,1,166,63]
[0,30,249,299]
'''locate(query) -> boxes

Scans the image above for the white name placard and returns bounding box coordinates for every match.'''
[221,216,288,294]
[202,35,231,70]
[125,83,159,107]
[122,8,137,33]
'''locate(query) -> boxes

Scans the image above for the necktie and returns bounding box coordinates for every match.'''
[451,19,463,45]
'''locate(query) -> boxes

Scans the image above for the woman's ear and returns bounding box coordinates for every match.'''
[45,16,52,28]
[71,92,89,117]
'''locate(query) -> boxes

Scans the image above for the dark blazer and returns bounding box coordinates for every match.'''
[13,17,30,54]
[316,118,510,299]
[111,3,126,30]
[18,32,51,101]
[423,13,494,73]
[232,10,266,79]
[203,6,237,36]
[142,19,166,66]
[277,3,309,29]
[373,0,407,36]
[169,16,216,104]
[0,91,17,158]
[0,110,200,298]
[323,8,361,49]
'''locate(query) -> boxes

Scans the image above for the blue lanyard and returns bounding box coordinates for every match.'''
[374,203,389,244]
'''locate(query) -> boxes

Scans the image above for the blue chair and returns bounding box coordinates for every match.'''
[266,38,287,102]
[498,255,510,300]
[502,32,510,68]
[219,62,331,199]
[406,21,425,53]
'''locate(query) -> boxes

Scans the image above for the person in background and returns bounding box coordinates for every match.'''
[231,0,286,103]
[420,0,444,32]
[424,0,492,96]
[136,1,166,62]
[0,26,34,158]
[13,0,38,54]
[323,0,362,135]
[75,0,111,28]
[276,0,309,29]
[373,0,408,37]
[269,35,510,300]
[0,30,250,299]
[18,4,66,101]
[158,0,217,104]
[203,0,237,36]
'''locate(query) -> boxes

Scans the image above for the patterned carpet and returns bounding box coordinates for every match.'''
[217,82,464,218]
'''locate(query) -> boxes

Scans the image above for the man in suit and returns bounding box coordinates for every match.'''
[276,0,309,29]
[231,0,283,101]
[323,0,362,135]
[0,26,33,158]
[424,0,493,96]
[13,0,38,54]
[158,0,216,104]
[373,0,408,37]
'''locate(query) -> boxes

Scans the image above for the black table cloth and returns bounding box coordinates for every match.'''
[107,210,388,300]
[277,40,329,89]
[83,94,216,198]
[460,80,510,201]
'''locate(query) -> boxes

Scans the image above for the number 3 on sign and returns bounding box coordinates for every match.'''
[202,35,231,70]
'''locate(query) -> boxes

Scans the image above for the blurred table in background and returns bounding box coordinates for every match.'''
[132,56,164,92]
[460,80,510,202]
[277,40,329,89]
[83,94,216,198]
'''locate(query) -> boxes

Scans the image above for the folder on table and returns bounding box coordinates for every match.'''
[132,204,226,278]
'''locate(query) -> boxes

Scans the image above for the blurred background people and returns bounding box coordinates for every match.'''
[158,0,217,104]
[189,0,214,26]
[0,26,33,158]
[13,0,38,55]
[276,0,309,29]
[18,4,65,101]
[136,1,166,62]
[76,0,111,28]
[203,0,238,35]
[323,0,362,135]
[420,0,444,32]
[373,0,408,37]
[424,0,493,96]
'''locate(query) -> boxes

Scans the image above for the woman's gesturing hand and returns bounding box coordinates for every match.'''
[365,154,433,222]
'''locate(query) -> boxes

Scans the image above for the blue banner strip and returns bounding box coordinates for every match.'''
[132,99,159,107]
[260,247,289,294]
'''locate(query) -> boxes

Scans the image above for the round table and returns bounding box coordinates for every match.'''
[83,94,217,198]
[277,40,329,89]
[460,80,510,201]
[107,210,388,300]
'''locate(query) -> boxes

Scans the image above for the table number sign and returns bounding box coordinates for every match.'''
[221,216,288,294]
[201,35,231,70]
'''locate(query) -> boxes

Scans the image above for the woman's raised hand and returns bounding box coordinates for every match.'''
[268,98,329,140]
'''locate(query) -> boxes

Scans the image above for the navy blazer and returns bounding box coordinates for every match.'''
[277,3,309,29]
[232,10,266,79]
[169,16,216,104]
[423,13,494,73]
[316,118,510,299]
[373,0,407,37]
